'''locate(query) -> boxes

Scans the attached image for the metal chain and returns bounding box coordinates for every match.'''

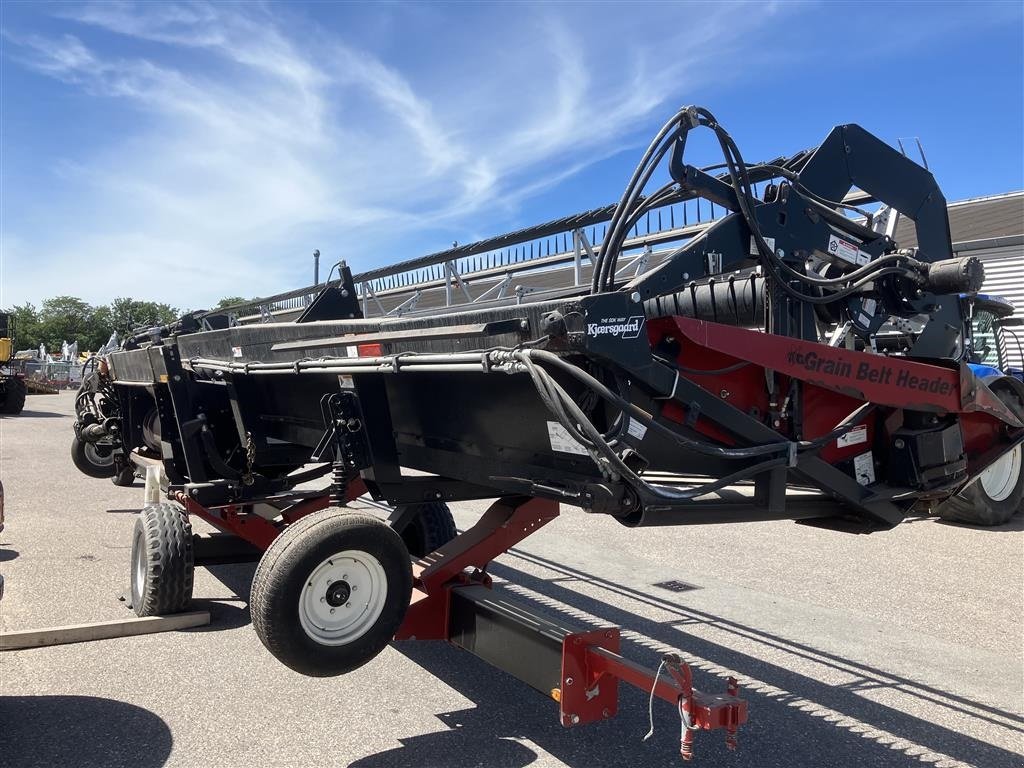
[242,431,256,486]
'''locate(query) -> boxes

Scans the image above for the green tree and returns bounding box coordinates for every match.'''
[216,296,250,309]
[3,303,42,350]
[37,296,106,351]
[102,297,179,336]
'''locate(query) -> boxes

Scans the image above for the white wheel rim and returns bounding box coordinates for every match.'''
[979,444,1022,503]
[298,550,388,646]
[84,442,114,467]
[132,534,146,598]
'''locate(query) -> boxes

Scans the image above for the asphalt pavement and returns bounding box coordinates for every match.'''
[1,393,1021,768]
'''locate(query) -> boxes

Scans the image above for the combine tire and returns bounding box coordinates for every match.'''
[130,503,194,616]
[397,501,457,556]
[251,509,412,677]
[70,435,116,478]
[0,377,26,415]
[938,388,1024,526]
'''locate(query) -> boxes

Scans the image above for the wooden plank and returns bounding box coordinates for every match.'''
[0,610,211,651]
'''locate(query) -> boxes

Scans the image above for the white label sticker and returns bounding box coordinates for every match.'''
[750,235,776,256]
[837,425,867,448]
[853,451,875,485]
[586,316,645,339]
[547,421,589,456]
[856,249,872,266]
[231,346,243,358]
[627,419,648,441]
[827,233,861,264]
[338,374,354,389]
[346,345,358,358]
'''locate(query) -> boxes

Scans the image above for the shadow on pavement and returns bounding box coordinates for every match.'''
[376,553,1023,768]
[934,514,1024,532]
[0,547,19,562]
[8,409,66,418]
[0,695,172,768]
[187,562,257,631]
[348,724,539,768]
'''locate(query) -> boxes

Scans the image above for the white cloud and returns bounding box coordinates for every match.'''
[2,1,784,310]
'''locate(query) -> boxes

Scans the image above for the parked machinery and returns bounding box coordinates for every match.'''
[0,313,27,415]
[84,107,1022,760]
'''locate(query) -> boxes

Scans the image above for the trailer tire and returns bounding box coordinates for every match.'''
[937,389,1024,526]
[398,501,457,557]
[251,509,412,677]
[130,503,194,616]
[70,435,117,478]
[0,377,26,415]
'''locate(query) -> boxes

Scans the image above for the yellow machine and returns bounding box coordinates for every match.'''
[0,312,26,415]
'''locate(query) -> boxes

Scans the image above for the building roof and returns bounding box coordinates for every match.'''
[893,190,1024,248]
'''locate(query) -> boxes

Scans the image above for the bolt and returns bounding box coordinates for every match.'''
[330,608,335,614]
[307,582,313,588]
[720,389,730,398]
[320,597,325,603]
[605,631,612,638]
[351,585,358,592]
[602,708,610,718]
[565,677,574,686]
[630,291,641,303]
[776,248,785,259]
[346,602,351,608]
[894,439,905,449]
[342,574,347,580]
[435,492,443,499]
[571,714,580,725]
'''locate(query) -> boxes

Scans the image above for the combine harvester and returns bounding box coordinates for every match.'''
[81,107,1022,760]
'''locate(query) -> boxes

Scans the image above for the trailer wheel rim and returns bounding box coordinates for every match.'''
[132,531,146,599]
[979,443,1022,502]
[84,442,114,467]
[298,550,388,646]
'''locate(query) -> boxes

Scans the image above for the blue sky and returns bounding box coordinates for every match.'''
[2,1,1022,309]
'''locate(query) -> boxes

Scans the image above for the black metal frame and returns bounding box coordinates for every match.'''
[102,115,1023,535]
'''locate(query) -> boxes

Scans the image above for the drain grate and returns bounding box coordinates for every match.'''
[652,579,699,593]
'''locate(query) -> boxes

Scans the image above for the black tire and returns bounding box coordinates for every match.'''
[70,435,117,478]
[130,503,194,616]
[251,509,412,677]
[1,377,26,415]
[937,388,1024,526]
[397,501,457,557]
[112,466,137,487]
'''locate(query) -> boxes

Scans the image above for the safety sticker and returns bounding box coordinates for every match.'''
[836,424,867,448]
[853,451,875,485]
[827,233,861,265]
[627,419,648,441]
[749,235,776,256]
[232,346,243,358]
[547,421,589,456]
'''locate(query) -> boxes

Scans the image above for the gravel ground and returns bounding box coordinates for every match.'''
[1,392,1022,768]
